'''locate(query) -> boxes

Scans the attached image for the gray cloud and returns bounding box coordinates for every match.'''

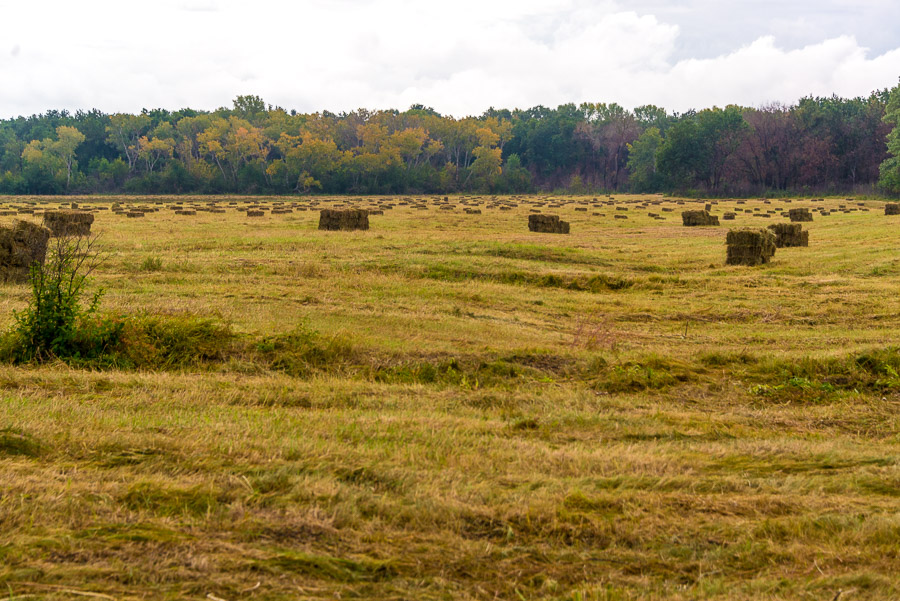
[0,0,898,118]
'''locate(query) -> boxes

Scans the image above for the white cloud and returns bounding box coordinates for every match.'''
[0,0,898,118]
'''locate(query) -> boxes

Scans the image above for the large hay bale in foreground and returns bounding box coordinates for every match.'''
[528,214,570,234]
[789,208,813,222]
[682,210,719,226]
[885,203,900,215]
[43,211,94,237]
[318,209,369,231]
[726,228,776,266]
[0,220,51,282]
[767,223,809,248]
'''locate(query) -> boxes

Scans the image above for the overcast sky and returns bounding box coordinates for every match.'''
[1,0,898,119]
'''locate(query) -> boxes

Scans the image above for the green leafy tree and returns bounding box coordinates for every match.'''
[626,127,664,192]
[54,126,86,189]
[106,114,151,172]
[498,154,531,192]
[879,85,900,194]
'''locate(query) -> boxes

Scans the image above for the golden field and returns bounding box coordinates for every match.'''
[0,194,898,600]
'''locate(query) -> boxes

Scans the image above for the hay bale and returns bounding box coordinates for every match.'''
[175,210,196,216]
[528,214,570,234]
[125,211,144,218]
[767,223,809,248]
[723,212,736,220]
[788,208,813,222]
[42,210,94,237]
[318,209,369,231]
[44,211,94,236]
[247,210,265,217]
[0,220,51,283]
[726,228,776,266]
[682,210,719,226]
[885,203,900,215]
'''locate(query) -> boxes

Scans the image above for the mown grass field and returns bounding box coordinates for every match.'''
[1,194,899,600]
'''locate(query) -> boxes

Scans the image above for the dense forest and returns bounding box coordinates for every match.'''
[2,86,900,197]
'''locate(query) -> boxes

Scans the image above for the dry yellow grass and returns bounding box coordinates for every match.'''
[0,194,898,600]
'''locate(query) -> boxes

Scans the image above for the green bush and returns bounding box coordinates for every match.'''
[2,234,122,363]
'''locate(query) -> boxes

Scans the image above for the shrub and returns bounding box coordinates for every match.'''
[2,233,121,362]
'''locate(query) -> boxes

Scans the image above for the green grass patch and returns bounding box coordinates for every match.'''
[0,427,43,457]
[121,482,225,517]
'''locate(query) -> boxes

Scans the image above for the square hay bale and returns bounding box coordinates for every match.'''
[723,212,736,220]
[682,210,719,226]
[788,208,813,222]
[528,214,570,234]
[318,209,369,231]
[0,220,51,283]
[767,223,809,248]
[726,228,776,266]
[175,210,197,216]
[42,211,95,237]
[885,203,900,215]
[126,211,144,218]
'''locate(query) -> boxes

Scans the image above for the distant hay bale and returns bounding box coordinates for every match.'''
[465,209,482,214]
[42,210,94,237]
[246,210,265,217]
[723,212,736,220]
[0,220,51,283]
[885,203,900,215]
[767,223,809,248]
[318,209,369,231]
[788,208,813,222]
[682,210,719,226]
[126,211,144,218]
[528,214,570,234]
[175,210,197,216]
[726,228,776,266]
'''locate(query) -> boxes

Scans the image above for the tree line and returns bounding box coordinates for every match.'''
[2,88,899,197]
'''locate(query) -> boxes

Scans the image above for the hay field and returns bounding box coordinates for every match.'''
[1,194,899,600]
